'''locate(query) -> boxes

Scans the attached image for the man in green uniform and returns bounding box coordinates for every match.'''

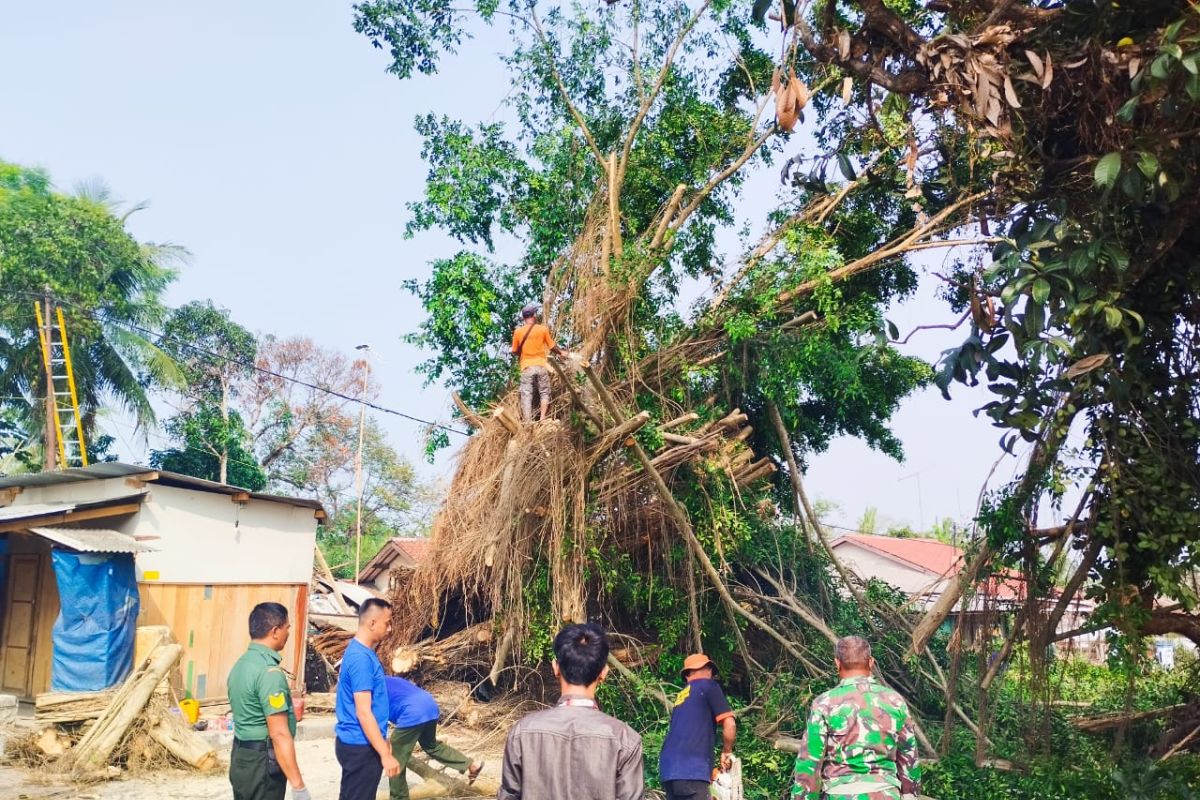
[228,602,310,800]
[792,636,920,800]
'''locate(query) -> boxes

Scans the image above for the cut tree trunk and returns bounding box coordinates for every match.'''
[146,711,218,771]
[70,642,183,775]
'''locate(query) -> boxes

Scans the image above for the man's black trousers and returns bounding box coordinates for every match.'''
[336,738,384,800]
[664,779,711,800]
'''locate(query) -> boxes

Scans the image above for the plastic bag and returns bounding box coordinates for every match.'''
[710,755,743,800]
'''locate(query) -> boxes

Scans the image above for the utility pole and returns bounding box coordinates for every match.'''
[40,294,58,473]
[353,345,371,584]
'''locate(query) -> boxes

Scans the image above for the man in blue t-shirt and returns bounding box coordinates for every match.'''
[659,653,737,800]
[335,598,401,800]
[385,676,483,800]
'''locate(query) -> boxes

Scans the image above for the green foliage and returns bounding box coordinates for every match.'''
[151,405,267,490]
[402,252,531,411]
[158,300,256,395]
[0,159,182,455]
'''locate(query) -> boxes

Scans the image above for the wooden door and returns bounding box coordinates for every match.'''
[1,553,40,696]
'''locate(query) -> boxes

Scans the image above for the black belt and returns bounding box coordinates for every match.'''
[234,738,269,751]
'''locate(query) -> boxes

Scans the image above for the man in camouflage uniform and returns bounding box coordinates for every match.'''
[792,636,921,800]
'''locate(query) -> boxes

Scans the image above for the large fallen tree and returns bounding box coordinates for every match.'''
[352,0,1200,780]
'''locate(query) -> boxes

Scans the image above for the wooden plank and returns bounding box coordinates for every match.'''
[0,502,143,533]
[134,583,308,702]
[31,552,59,695]
[292,584,308,690]
[1,553,40,697]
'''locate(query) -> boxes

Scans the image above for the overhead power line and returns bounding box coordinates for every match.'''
[8,291,469,437]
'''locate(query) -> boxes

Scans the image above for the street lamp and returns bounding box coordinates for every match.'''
[353,345,371,584]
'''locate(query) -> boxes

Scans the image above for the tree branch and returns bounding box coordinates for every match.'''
[528,4,611,174]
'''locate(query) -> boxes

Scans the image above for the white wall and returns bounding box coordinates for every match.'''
[9,477,318,584]
[133,484,317,584]
[831,541,946,599]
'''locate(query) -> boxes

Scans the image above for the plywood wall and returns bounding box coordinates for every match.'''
[1,534,61,698]
[138,583,307,702]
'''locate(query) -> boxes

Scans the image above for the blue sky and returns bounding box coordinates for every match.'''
[0,2,1021,530]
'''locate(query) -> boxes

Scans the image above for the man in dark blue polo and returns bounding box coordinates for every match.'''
[659,653,737,800]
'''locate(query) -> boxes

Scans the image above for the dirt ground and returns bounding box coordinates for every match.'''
[0,720,507,800]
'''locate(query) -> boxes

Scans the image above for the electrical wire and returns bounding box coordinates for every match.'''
[4,290,468,436]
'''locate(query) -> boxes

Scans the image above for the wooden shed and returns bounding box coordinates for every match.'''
[0,463,323,703]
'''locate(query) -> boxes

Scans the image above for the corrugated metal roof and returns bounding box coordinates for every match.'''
[0,462,324,513]
[29,526,157,554]
[0,502,76,521]
[0,463,150,489]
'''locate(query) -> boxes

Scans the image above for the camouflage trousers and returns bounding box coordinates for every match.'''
[519,366,551,421]
[822,792,899,800]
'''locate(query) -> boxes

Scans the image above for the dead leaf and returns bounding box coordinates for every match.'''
[987,94,1003,125]
[837,29,850,60]
[1064,57,1089,69]
[841,76,853,106]
[1129,58,1141,79]
[1025,49,1045,79]
[1064,353,1111,379]
[789,68,810,111]
[1042,52,1054,89]
[1003,75,1022,108]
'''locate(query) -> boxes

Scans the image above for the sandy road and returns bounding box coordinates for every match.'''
[0,723,505,800]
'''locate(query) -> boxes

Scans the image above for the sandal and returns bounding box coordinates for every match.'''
[467,761,484,785]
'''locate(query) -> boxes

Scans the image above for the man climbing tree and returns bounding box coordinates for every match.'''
[510,303,561,423]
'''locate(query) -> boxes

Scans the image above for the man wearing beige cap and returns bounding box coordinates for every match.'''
[658,654,736,800]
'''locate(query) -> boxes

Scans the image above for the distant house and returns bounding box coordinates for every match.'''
[0,463,323,702]
[829,533,1101,658]
[357,536,432,592]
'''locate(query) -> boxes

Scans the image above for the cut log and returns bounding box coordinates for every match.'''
[36,728,68,757]
[492,406,520,434]
[657,412,699,432]
[773,735,804,753]
[35,689,118,723]
[661,432,703,446]
[392,645,422,675]
[146,711,218,771]
[135,625,174,665]
[70,642,183,775]
[406,754,499,798]
[589,411,651,459]
[735,460,776,487]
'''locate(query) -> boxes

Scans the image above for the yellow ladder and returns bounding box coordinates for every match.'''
[34,303,89,468]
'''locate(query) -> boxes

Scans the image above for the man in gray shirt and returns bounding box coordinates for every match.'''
[498,623,643,800]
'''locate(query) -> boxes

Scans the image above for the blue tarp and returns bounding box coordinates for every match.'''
[50,551,140,691]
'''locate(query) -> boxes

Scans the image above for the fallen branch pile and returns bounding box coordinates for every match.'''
[311,623,354,664]
[10,626,217,780]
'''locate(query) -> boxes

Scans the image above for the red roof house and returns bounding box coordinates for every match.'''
[357,537,432,591]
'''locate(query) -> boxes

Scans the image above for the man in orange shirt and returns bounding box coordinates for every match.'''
[511,304,561,422]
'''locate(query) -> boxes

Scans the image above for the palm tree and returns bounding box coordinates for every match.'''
[0,161,185,467]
